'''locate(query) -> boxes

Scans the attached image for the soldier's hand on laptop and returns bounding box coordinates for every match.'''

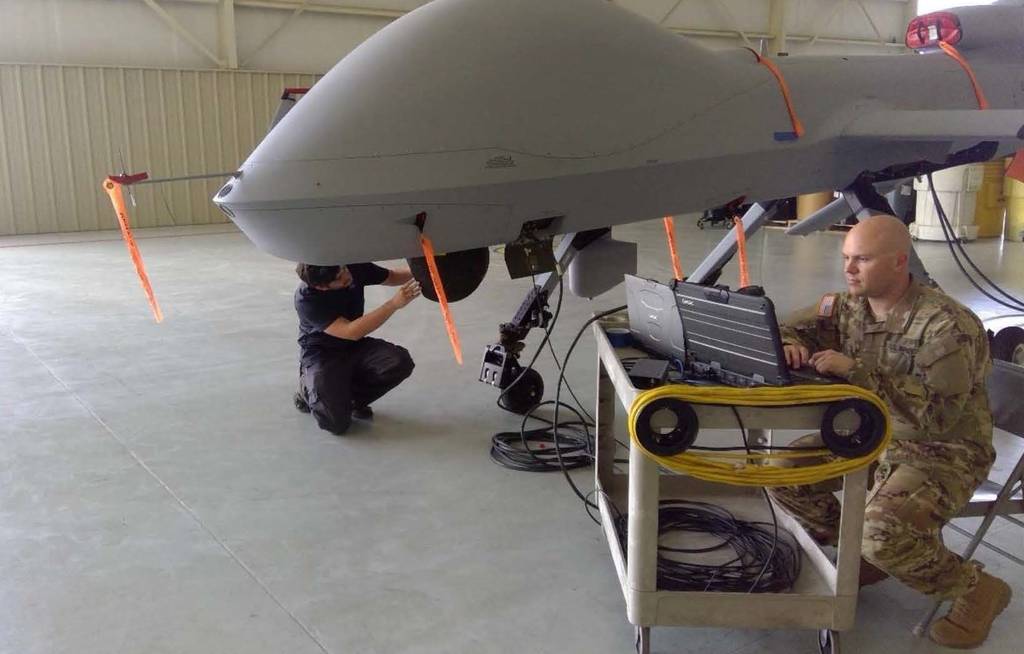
[809,349,854,377]
[783,344,811,369]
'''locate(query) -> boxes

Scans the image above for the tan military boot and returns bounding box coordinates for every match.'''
[929,570,1012,649]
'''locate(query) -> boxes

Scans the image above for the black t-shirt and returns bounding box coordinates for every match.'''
[295,262,390,357]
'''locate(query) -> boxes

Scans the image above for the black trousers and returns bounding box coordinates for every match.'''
[300,337,415,435]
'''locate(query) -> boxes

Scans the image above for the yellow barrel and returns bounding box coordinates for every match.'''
[1007,177,1024,242]
[797,191,835,220]
[973,160,1007,237]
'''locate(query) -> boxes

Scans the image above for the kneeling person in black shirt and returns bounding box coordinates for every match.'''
[293,262,420,435]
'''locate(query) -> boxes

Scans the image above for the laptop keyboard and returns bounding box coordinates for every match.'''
[788,367,837,384]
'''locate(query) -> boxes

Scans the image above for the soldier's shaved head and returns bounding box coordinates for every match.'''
[846,214,913,258]
[841,214,913,310]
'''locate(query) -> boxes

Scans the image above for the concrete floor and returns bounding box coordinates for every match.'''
[1,218,1022,654]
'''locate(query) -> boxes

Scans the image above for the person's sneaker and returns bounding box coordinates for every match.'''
[293,391,311,414]
[352,405,373,420]
[929,569,1012,649]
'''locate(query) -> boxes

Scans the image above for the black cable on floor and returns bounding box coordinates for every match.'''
[522,272,596,426]
[544,336,595,427]
[491,276,602,474]
[488,304,631,523]
[550,306,629,517]
[490,400,592,472]
[926,172,1024,312]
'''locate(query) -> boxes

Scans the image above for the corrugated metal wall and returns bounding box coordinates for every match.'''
[0,63,319,236]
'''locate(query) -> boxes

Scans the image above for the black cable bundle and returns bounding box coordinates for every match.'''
[614,500,802,593]
[926,172,1024,313]
[490,401,593,472]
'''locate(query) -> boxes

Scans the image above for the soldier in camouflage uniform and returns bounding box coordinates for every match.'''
[769,215,1011,648]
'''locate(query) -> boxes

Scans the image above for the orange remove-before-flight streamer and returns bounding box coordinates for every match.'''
[102,179,164,322]
[745,48,805,140]
[733,216,751,288]
[938,41,989,110]
[662,216,684,280]
[418,232,463,365]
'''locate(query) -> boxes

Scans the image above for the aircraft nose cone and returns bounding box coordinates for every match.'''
[212,180,237,217]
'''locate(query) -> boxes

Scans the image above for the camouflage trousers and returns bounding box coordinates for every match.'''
[768,436,995,600]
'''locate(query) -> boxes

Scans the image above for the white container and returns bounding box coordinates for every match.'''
[912,164,983,241]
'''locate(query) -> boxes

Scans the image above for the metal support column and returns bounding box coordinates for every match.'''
[219,0,240,69]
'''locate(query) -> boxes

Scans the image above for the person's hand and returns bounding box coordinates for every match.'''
[389,280,421,309]
[809,349,855,377]
[783,344,811,369]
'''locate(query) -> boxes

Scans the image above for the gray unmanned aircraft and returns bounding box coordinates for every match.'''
[214,0,1024,293]
[204,0,1024,406]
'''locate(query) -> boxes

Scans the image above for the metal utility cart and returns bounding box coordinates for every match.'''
[592,321,869,654]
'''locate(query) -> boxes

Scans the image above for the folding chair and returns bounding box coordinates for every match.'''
[914,359,1024,635]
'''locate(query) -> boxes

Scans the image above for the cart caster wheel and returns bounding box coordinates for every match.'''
[501,367,544,414]
[818,629,840,654]
[820,399,885,458]
[635,398,699,456]
[635,626,651,654]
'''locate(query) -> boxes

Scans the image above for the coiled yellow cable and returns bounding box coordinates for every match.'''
[627,384,891,487]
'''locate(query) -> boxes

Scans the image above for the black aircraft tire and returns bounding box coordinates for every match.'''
[992,326,1024,364]
[501,368,544,415]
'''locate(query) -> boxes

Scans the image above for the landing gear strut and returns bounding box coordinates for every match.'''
[478,229,610,413]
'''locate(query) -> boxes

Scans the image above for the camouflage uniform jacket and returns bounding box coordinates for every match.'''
[780,279,993,445]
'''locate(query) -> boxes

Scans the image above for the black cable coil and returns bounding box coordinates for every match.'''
[490,400,593,472]
[614,500,802,593]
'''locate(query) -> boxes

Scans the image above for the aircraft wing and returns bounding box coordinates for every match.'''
[842,109,1024,141]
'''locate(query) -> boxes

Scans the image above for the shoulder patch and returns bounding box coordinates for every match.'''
[817,294,838,319]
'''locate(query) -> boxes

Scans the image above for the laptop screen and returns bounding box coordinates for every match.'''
[672,281,792,386]
[624,275,688,361]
